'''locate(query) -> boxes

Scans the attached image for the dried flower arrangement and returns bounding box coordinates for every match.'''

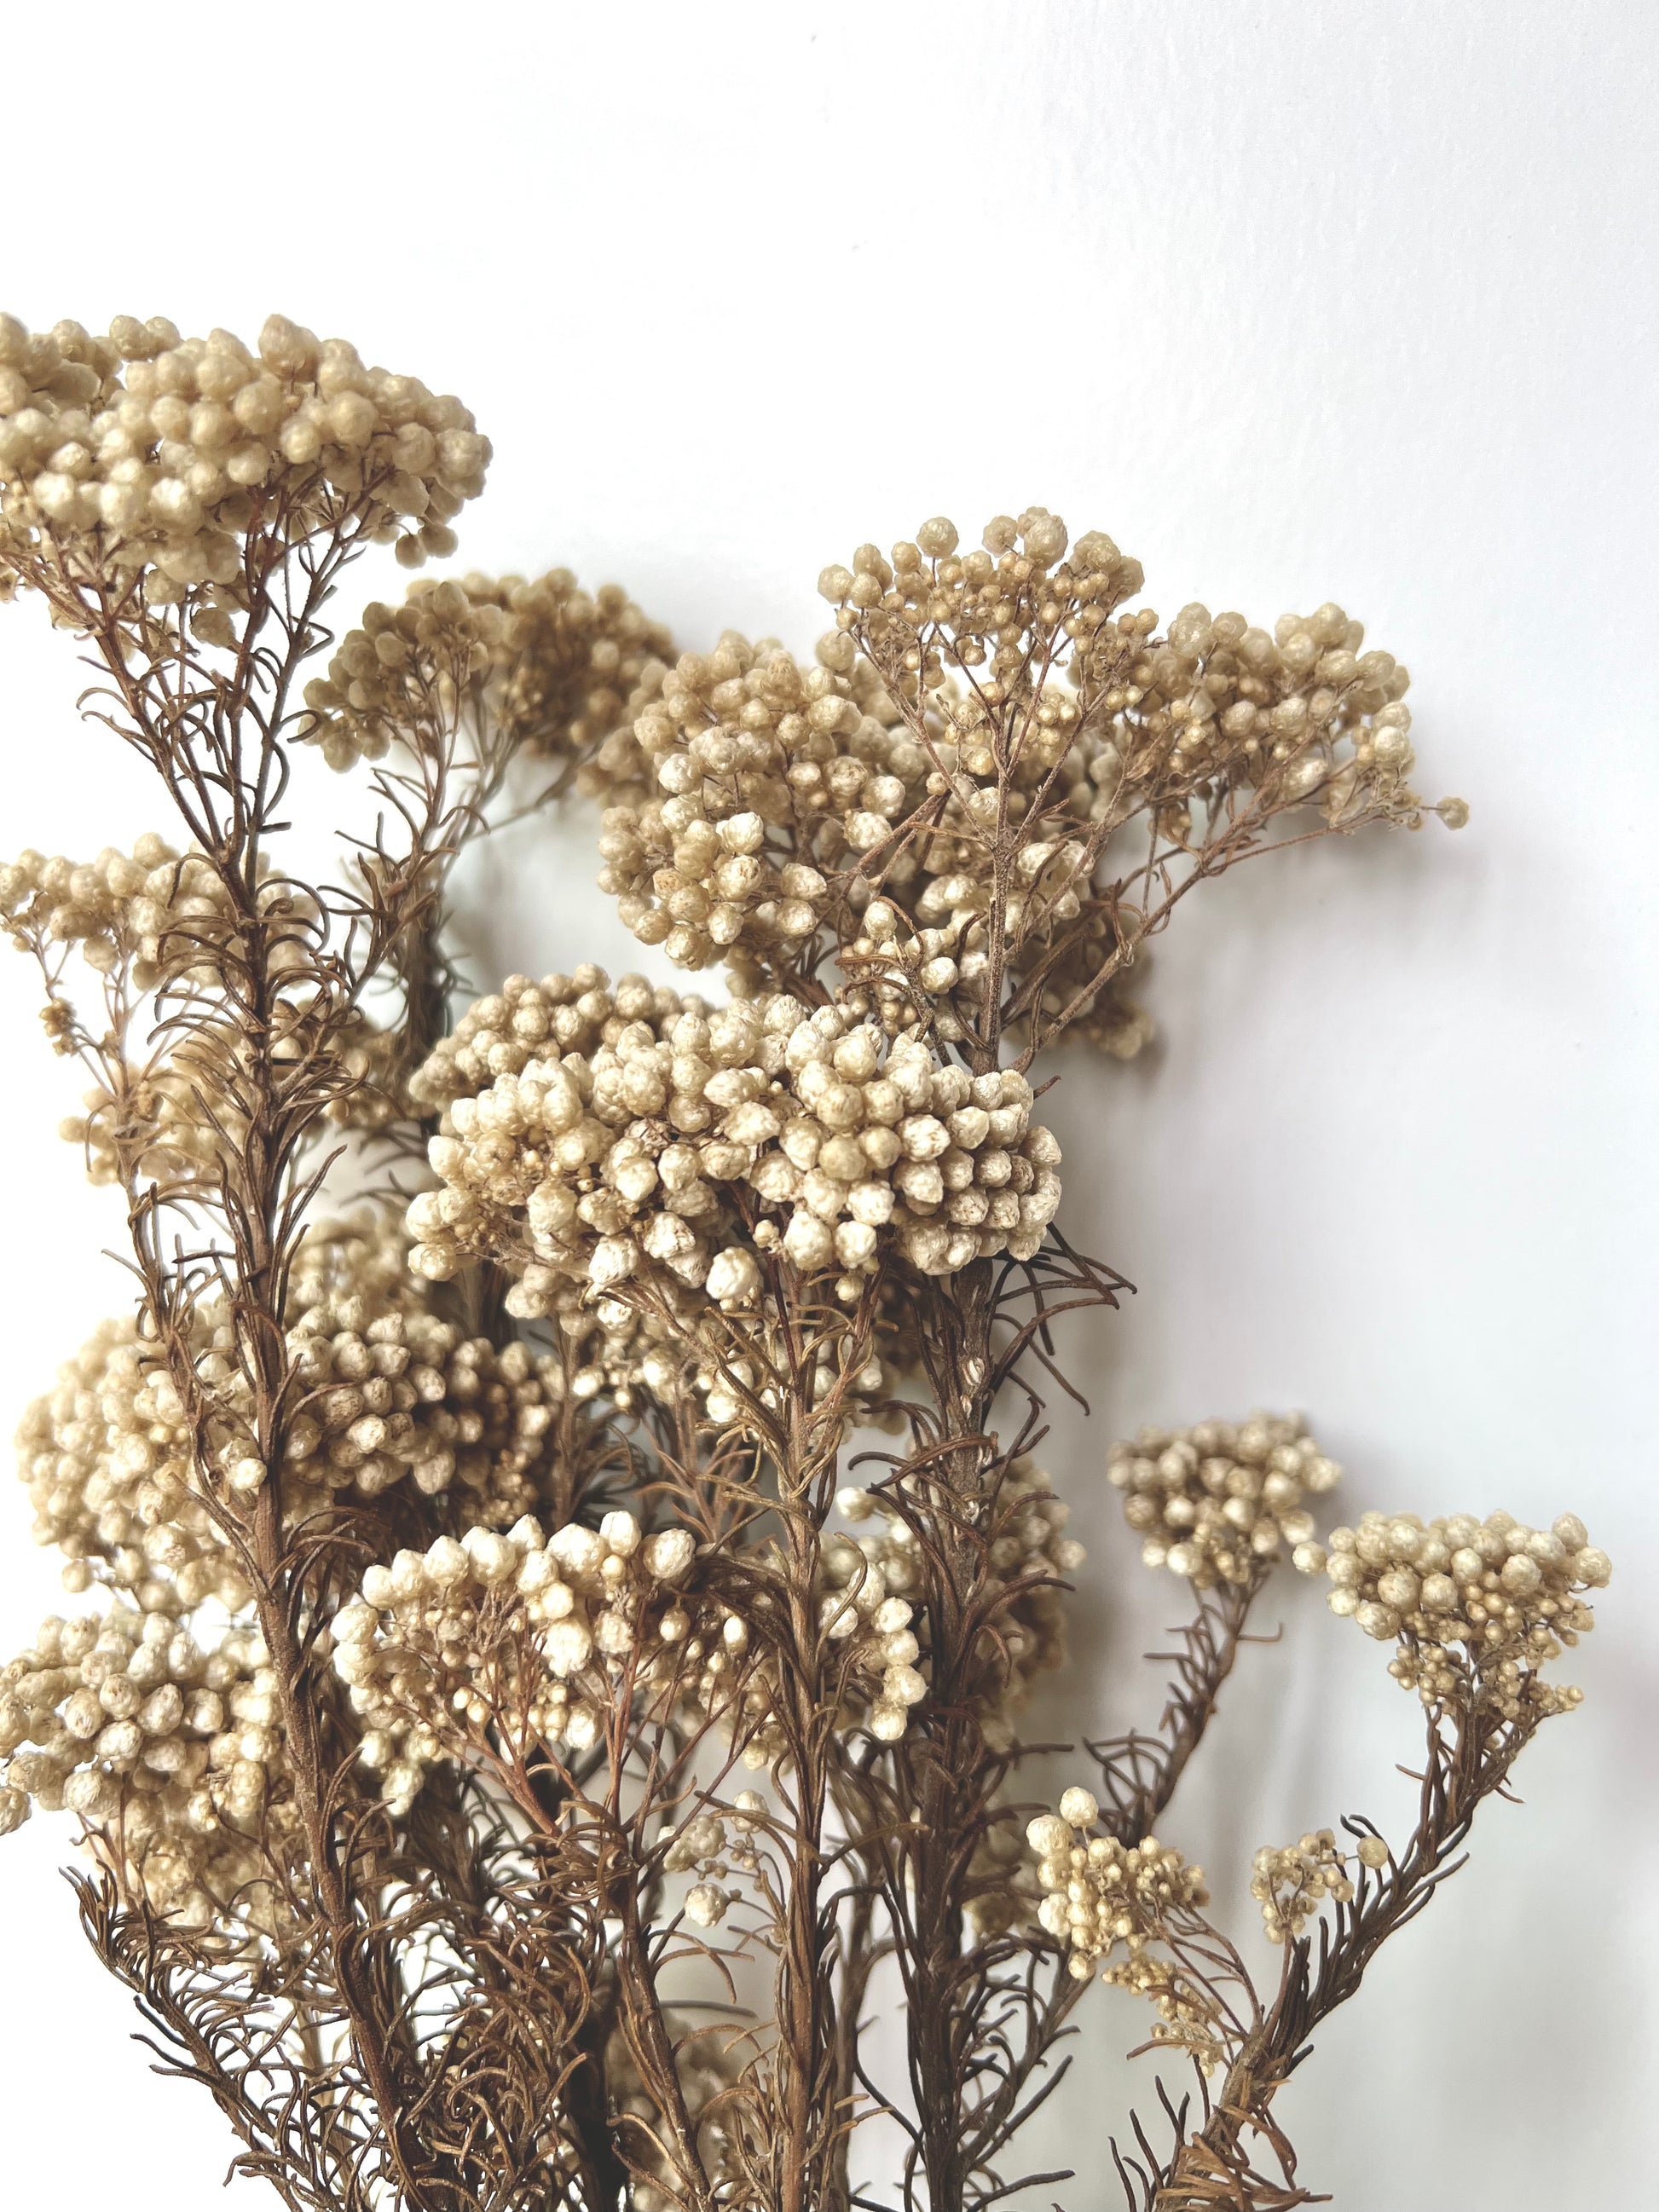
[0,310,1610,2211]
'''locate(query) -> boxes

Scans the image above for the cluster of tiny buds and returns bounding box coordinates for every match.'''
[1250,1831,1356,1943]
[0,1604,286,1929]
[658,1792,769,1928]
[0,315,488,604]
[408,967,696,1118]
[333,1510,701,1811]
[408,988,1061,1316]
[836,1457,1085,1733]
[818,510,1144,695]
[818,513,1467,840]
[302,569,670,775]
[1311,1509,1610,1717]
[1026,1785,1208,1980]
[1108,1412,1340,1587]
[20,1216,575,1617]
[1,835,315,996]
[18,1318,252,1612]
[813,1529,928,1744]
[596,631,917,974]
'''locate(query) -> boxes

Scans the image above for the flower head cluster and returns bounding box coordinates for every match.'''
[1315,1509,1610,1718]
[823,512,1460,839]
[333,1510,708,1809]
[595,632,920,976]
[409,967,698,1119]
[303,569,671,775]
[0,314,488,604]
[659,1797,771,1928]
[0,835,317,996]
[1251,1831,1354,1943]
[19,1318,254,1613]
[1108,1412,1341,1587]
[836,1456,1085,1734]
[1026,1788,1209,1979]
[20,1217,578,1620]
[335,1503,933,1802]
[0,1603,296,1932]
[408,990,1061,1314]
[1023,1785,1223,2065]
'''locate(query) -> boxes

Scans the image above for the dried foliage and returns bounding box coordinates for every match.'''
[0,310,1605,2211]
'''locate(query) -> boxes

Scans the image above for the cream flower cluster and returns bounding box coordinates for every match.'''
[836,1457,1085,1733]
[302,569,670,775]
[408,967,697,1119]
[407,992,1062,1312]
[1251,1831,1354,1943]
[658,1793,768,1928]
[281,1298,565,1528]
[1026,1788,1208,1979]
[1108,1412,1341,1588]
[0,314,488,603]
[814,513,1466,1050]
[336,1510,931,1803]
[822,512,1463,840]
[796,1535,927,1750]
[595,632,922,976]
[20,1218,575,1616]
[819,509,1143,694]
[1314,1509,1610,1718]
[19,1319,255,1614]
[0,835,317,994]
[332,1511,708,1810]
[0,1604,295,1932]
[845,887,1155,1060]
[665,1540,928,1771]
[1025,1786,1223,2065]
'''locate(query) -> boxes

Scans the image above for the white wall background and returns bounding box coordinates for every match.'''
[0,4,1652,2205]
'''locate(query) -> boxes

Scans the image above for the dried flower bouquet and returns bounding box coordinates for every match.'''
[0,310,1608,2211]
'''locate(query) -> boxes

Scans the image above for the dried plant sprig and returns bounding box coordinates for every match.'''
[0,313,1602,2212]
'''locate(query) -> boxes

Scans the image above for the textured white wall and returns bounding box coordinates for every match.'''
[0,5,1652,2206]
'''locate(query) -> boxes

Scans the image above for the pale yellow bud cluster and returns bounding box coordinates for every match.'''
[21,1219,573,1620]
[408,967,699,1119]
[1316,1509,1609,1718]
[303,569,670,774]
[0,1604,293,1931]
[408,991,1061,1314]
[658,1794,769,1929]
[596,632,921,976]
[806,1534,928,1747]
[282,1298,564,1528]
[836,1456,1085,1735]
[333,1510,707,1808]
[822,517,1463,839]
[1025,1786,1223,2068]
[0,314,488,604]
[1027,1788,1208,1976]
[665,1541,927,1771]
[1251,1830,1354,1943]
[18,1319,254,1613]
[0,835,316,996]
[1108,1412,1340,1588]
[819,510,1143,694]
